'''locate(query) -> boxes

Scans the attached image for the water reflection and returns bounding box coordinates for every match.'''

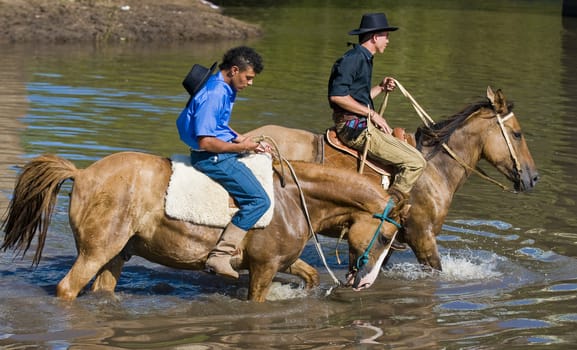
[0,47,27,214]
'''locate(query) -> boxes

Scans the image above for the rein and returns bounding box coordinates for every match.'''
[250,137,343,287]
[389,79,519,193]
[251,135,287,187]
[248,136,403,287]
[278,155,343,286]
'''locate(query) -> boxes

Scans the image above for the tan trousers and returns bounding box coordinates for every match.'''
[337,124,426,194]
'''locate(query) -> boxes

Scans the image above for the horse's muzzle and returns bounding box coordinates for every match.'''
[345,263,381,291]
[346,252,391,291]
[516,168,540,192]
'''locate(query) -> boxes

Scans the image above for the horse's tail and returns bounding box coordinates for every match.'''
[1,154,78,265]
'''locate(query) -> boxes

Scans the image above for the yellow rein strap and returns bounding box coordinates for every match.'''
[359,91,390,175]
[386,79,518,193]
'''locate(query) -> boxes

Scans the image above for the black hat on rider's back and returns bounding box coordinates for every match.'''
[182,61,217,97]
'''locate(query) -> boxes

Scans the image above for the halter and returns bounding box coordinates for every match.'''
[496,111,523,178]
[354,198,401,271]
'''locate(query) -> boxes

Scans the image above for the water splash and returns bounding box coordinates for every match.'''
[382,250,504,282]
[232,282,310,301]
[265,282,309,301]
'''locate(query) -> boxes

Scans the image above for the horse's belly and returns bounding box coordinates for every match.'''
[128,219,219,271]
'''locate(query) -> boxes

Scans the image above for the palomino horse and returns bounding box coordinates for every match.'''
[1,153,404,302]
[247,87,539,270]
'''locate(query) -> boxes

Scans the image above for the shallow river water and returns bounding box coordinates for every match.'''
[1,0,577,348]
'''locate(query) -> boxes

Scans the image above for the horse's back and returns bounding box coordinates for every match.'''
[70,152,172,229]
[247,125,320,162]
[87,151,167,172]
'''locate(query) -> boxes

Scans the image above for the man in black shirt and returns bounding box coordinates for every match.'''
[328,12,426,212]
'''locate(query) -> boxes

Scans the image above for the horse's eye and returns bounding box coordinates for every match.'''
[512,131,522,140]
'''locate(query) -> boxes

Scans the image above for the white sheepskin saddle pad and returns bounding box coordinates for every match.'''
[165,153,274,228]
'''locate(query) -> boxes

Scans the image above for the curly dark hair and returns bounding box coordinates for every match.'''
[219,46,264,73]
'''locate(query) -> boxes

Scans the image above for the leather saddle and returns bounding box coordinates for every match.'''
[325,128,391,175]
[325,127,416,176]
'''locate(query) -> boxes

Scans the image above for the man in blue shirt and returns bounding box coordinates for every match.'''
[177,46,271,279]
[328,13,426,213]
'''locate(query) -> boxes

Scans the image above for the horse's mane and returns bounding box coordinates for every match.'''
[415,98,514,160]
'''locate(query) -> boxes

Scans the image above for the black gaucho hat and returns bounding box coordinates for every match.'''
[182,61,218,97]
[348,13,398,35]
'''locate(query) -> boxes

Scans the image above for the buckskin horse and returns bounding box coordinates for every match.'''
[246,87,539,270]
[1,153,405,302]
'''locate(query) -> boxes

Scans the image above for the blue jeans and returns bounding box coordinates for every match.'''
[190,152,271,231]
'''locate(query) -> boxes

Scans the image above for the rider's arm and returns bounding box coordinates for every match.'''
[198,136,258,154]
[329,95,372,116]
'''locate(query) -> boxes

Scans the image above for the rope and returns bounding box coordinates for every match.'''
[358,104,373,174]
[252,135,286,187]
[280,156,343,286]
[378,90,390,117]
[391,79,436,127]
[253,134,342,286]
[385,79,517,193]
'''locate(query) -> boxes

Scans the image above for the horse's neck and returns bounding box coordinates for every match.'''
[421,122,485,194]
[286,164,388,225]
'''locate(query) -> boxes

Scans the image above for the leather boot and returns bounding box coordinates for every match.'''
[386,187,411,250]
[206,223,247,279]
[387,187,411,215]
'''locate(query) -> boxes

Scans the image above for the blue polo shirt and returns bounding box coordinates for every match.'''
[176,71,238,150]
[328,44,375,110]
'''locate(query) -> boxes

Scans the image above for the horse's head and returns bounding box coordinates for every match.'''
[481,87,539,192]
[344,201,408,291]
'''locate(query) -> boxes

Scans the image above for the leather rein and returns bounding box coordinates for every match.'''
[388,79,521,193]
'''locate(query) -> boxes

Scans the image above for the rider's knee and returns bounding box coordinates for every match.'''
[409,152,427,173]
[254,192,271,217]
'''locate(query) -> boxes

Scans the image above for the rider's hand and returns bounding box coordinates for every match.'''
[237,137,259,153]
[369,111,393,134]
[379,77,396,92]
[255,141,273,154]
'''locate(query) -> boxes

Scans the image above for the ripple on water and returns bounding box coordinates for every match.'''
[516,246,561,262]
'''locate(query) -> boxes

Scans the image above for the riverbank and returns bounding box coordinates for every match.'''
[0,0,261,44]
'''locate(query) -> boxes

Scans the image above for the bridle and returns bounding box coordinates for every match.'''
[496,111,523,180]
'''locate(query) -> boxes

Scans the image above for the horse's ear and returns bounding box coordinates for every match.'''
[487,86,496,104]
[486,86,507,114]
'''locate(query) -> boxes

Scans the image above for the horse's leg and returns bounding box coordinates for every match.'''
[248,262,279,302]
[282,258,320,289]
[91,255,126,294]
[57,222,132,300]
[404,227,443,270]
[56,254,111,300]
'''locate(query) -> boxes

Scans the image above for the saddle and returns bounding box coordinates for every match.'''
[325,125,417,171]
[325,128,392,176]
[325,127,415,175]
[165,154,274,228]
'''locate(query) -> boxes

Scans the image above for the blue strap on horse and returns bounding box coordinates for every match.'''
[355,198,402,271]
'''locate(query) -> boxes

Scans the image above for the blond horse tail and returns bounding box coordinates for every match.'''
[1,154,78,265]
